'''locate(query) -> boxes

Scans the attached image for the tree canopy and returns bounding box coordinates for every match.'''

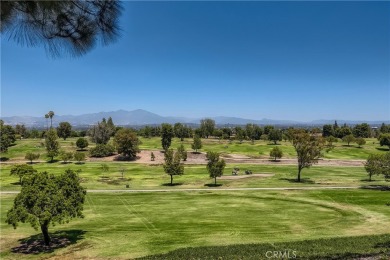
[57,122,72,140]
[163,149,184,185]
[161,123,174,151]
[206,151,226,186]
[291,130,325,182]
[1,1,122,57]
[114,128,140,158]
[6,169,86,245]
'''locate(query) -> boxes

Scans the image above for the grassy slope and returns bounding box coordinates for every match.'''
[139,234,390,259]
[1,189,389,259]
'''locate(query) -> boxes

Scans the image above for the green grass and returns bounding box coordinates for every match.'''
[1,137,388,162]
[1,189,390,259]
[1,162,388,191]
[139,234,390,259]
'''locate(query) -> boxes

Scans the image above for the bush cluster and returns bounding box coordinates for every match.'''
[89,144,115,157]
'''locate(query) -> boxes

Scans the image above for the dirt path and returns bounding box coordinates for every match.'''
[0,150,365,167]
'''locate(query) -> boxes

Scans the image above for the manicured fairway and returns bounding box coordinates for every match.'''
[1,189,389,259]
[1,163,388,191]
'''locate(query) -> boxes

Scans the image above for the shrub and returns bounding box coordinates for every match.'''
[76,137,89,150]
[74,152,86,163]
[60,151,73,163]
[89,144,115,157]
[25,152,40,164]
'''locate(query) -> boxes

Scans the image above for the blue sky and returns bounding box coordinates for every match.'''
[1,1,389,121]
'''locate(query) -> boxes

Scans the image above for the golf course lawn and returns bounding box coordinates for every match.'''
[1,189,389,259]
[1,163,388,191]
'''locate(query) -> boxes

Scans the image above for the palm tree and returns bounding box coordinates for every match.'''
[1,1,122,58]
[48,111,55,129]
[44,114,49,131]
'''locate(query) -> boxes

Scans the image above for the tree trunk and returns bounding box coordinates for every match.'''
[369,174,372,182]
[170,175,173,185]
[297,167,301,182]
[214,177,217,186]
[19,176,22,184]
[40,223,51,246]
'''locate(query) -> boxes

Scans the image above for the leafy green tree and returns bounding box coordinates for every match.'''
[177,144,187,161]
[89,119,113,144]
[206,151,226,186]
[163,149,184,185]
[45,129,60,162]
[107,117,116,136]
[6,170,86,245]
[342,134,355,146]
[15,124,27,138]
[268,129,282,145]
[380,123,390,134]
[245,124,262,141]
[174,123,186,141]
[263,125,274,135]
[356,137,366,148]
[353,123,371,138]
[325,135,338,152]
[10,164,37,184]
[1,1,122,58]
[291,130,325,182]
[57,122,72,140]
[379,134,390,150]
[74,152,86,164]
[114,128,140,158]
[60,151,73,163]
[336,126,352,138]
[364,154,384,181]
[200,118,215,138]
[192,135,202,153]
[235,127,246,143]
[322,124,334,137]
[0,120,16,153]
[76,137,89,150]
[270,147,283,161]
[161,123,174,150]
[25,152,40,164]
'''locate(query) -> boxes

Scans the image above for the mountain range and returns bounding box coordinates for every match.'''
[1,109,388,128]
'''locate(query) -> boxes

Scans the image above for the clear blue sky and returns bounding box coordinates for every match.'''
[1,1,389,121]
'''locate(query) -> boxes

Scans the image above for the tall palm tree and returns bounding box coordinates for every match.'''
[44,114,49,131]
[1,1,122,58]
[48,111,55,129]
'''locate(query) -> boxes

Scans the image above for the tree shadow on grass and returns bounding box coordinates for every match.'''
[204,183,223,187]
[161,182,184,187]
[11,229,87,254]
[279,178,315,184]
[375,240,390,248]
[114,155,140,161]
[10,182,21,185]
[0,157,9,162]
[360,185,390,191]
[47,159,60,164]
[376,147,390,151]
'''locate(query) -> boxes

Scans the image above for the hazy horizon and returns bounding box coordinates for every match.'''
[1,1,389,121]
